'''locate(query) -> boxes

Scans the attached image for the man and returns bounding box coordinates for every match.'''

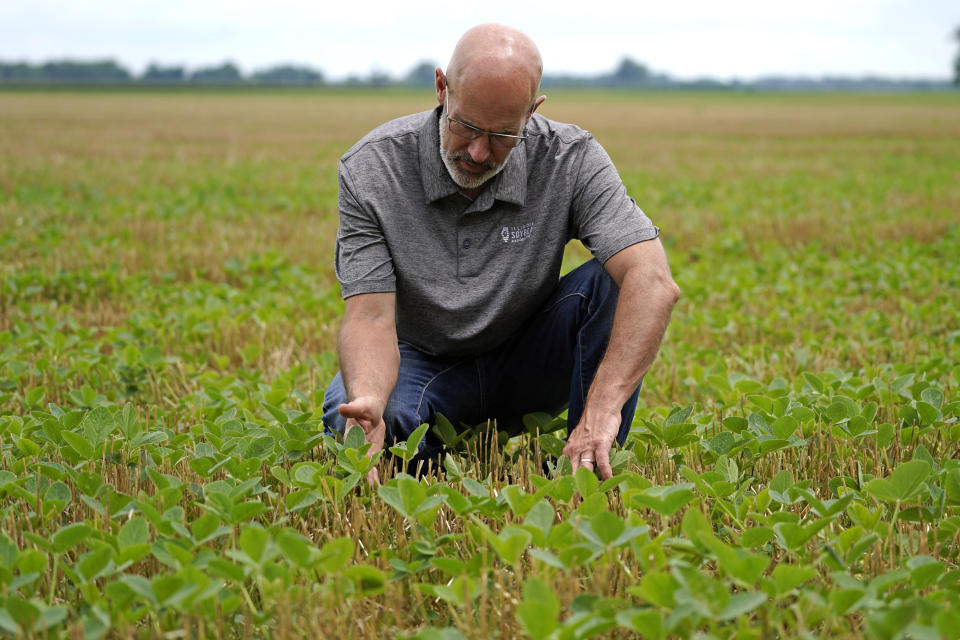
[322,24,680,483]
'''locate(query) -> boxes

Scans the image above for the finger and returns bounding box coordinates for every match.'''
[596,448,613,481]
[366,467,381,488]
[338,401,370,421]
[366,419,386,454]
[563,441,583,472]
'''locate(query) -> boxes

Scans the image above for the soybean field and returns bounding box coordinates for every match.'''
[0,89,959,638]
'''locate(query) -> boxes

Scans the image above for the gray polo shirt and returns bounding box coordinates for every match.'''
[335,105,658,357]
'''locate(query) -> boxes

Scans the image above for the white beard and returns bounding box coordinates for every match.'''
[438,105,508,189]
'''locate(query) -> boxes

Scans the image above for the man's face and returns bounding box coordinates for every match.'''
[438,87,530,190]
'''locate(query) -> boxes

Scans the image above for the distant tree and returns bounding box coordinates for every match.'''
[189,62,243,84]
[403,60,437,87]
[0,62,36,82]
[38,59,130,82]
[251,64,324,86]
[608,57,650,86]
[954,26,960,87]
[367,69,393,87]
[143,63,185,82]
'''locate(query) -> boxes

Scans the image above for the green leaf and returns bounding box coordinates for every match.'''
[16,549,47,575]
[26,386,46,408]
[261,402,288,423]
[574,466,599,497]
[770,415,798,439]
[344,425,366,450]
[238,525,269,564]
[52,523,92,553]
[523,500,555,538]
[487,527,531,565]
[681,507,711,542]
[343,565,385,595]
[634,570,679,609]
[77,546,114,582]
[616,608,664,639]
[734,379,763,394]
[116,403,141,439]
[40,416,62,444]
[206,559,245,582]
[5,597,38,630]
[920,387,944,409]
[515,577,559,640]
[0,533,18,567]
[0,609,17,635]
[43,481,71,504]
[191,513,225,544]
[664,405,694,426]
[703,432,735,455]
[907,555,945,589]
[722,416,748,433]
[404,423,430,456]
[936,609,960,640]
[586,511,625,546]
[630,483,695,516]
[803,372,825,394]
[717,592,767,619]
[81,406,115,447]
[61,430,95,460]
[275,531,314,569]
[864,459,931,503]
[118,518,148,548]
[662,422,697,447]
[230,501,268,524]
[316,537,353,574]
[244,436,276,459]
[741,527,775,548]
[772,564,816,596]
[432,413,460,447]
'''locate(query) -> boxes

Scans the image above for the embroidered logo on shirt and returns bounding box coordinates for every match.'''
[500,223,534,244]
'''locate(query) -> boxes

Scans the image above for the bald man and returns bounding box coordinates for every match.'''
[322,24,680,483]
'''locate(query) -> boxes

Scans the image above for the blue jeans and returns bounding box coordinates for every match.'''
[322,259,641,467]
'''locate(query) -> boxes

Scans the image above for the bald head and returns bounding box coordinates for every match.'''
[445,24,543,106]
[436,24,546,193]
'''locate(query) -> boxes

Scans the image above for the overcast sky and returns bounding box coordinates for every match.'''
[1,0,957,80]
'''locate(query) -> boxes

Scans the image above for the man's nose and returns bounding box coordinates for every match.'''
[467,135,492,164]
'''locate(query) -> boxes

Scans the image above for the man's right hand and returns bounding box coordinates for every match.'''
[338,396,386,486]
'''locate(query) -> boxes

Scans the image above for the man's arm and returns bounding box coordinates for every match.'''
[562,238,681,479]
[337,291,400,485]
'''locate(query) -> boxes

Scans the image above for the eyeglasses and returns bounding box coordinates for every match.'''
[445,113,527,149]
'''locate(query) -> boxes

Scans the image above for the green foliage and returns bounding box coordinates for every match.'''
[0,90,957,638]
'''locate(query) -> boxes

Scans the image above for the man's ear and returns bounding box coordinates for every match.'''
[435,68,447,105]
[529,95,546,117]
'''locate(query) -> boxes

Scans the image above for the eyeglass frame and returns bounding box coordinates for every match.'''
[442,83,531,149]
[444,112,528,149]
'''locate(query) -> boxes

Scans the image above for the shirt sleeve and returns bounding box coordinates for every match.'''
[570,136,659,264]
[334,161,397,298]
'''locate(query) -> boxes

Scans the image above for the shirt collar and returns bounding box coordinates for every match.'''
[419,105,528,207]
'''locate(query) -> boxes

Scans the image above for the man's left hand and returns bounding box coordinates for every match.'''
[563,411,621,480]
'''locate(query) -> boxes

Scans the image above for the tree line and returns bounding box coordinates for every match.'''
[0,60,326,86]
[0,56,954,90]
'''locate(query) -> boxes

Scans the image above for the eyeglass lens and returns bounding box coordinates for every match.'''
[447,119,522,149]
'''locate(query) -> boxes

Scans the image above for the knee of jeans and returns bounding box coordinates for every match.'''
[321,373,348,435]
[382,397,446,467]
[382,397,425,446]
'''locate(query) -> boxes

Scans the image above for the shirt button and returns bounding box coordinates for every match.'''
[462,239,471,249]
